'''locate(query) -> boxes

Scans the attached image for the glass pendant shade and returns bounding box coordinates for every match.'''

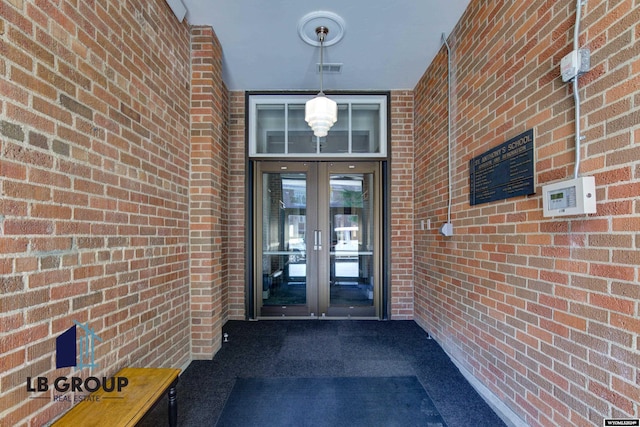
[305,95,337,138]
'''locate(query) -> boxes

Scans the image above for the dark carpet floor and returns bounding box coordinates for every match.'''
[216,376,446,427]
[139,320,507,427]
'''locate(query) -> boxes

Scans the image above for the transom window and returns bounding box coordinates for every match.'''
[249,94,387,158]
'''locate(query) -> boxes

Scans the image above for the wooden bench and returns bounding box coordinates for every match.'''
[52,367,180,427]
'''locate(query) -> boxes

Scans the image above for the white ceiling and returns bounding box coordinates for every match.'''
[180,0,471,92]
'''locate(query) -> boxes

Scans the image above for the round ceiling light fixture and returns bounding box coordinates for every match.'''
[297,11,345,47]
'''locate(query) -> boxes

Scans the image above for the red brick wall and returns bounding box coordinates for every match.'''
[414,0,640,425]
[390,90,415,319]
[189,26,230,358]
[226,91,247,319]
[0,1,192,425]
[190,27,229,359]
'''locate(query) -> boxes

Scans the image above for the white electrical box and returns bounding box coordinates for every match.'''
[439,222,453,237]
[560,49,591,82]
[542,176,596,217]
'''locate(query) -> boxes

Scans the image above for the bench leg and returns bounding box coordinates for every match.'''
[168,381,178,427]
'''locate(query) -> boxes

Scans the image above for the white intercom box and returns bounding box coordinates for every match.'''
[542,176,596,217]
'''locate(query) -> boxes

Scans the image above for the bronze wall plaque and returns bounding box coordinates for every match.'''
[469,129,535,206]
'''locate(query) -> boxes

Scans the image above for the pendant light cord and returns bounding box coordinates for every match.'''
[318,29,326,95]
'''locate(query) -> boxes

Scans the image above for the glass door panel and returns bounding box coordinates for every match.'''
[325,164,377,317]
[255,162,379,318]
[257,163,316,317]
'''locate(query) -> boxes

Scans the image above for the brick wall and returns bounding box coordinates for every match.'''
[226,91,247,319]
[390,90,415,319]
[189,26,230,358]
[414,0,640,425]
[0,1,192,425]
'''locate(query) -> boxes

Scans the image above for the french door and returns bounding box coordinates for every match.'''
[255,161,381,318]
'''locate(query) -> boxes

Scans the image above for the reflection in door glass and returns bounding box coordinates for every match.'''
[261,173,307,306]
[329,173,374,307]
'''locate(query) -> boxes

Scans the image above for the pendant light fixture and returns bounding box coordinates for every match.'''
[305,26,337,138]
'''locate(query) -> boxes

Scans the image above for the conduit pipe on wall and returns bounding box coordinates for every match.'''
[542,0,594,218]
[439,33,453,237]
[572,0,585,179]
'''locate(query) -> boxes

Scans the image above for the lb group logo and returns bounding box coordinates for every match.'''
[27,321,128,400]
[56,321,103,369]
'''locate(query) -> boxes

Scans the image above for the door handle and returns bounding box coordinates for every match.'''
[314,230,322,251]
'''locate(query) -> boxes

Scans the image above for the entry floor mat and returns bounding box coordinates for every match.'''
[215,376,448,427]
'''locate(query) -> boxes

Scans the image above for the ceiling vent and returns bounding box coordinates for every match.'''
[317,63,342,74]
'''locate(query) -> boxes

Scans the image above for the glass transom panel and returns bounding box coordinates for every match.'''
[249,95,387,158]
